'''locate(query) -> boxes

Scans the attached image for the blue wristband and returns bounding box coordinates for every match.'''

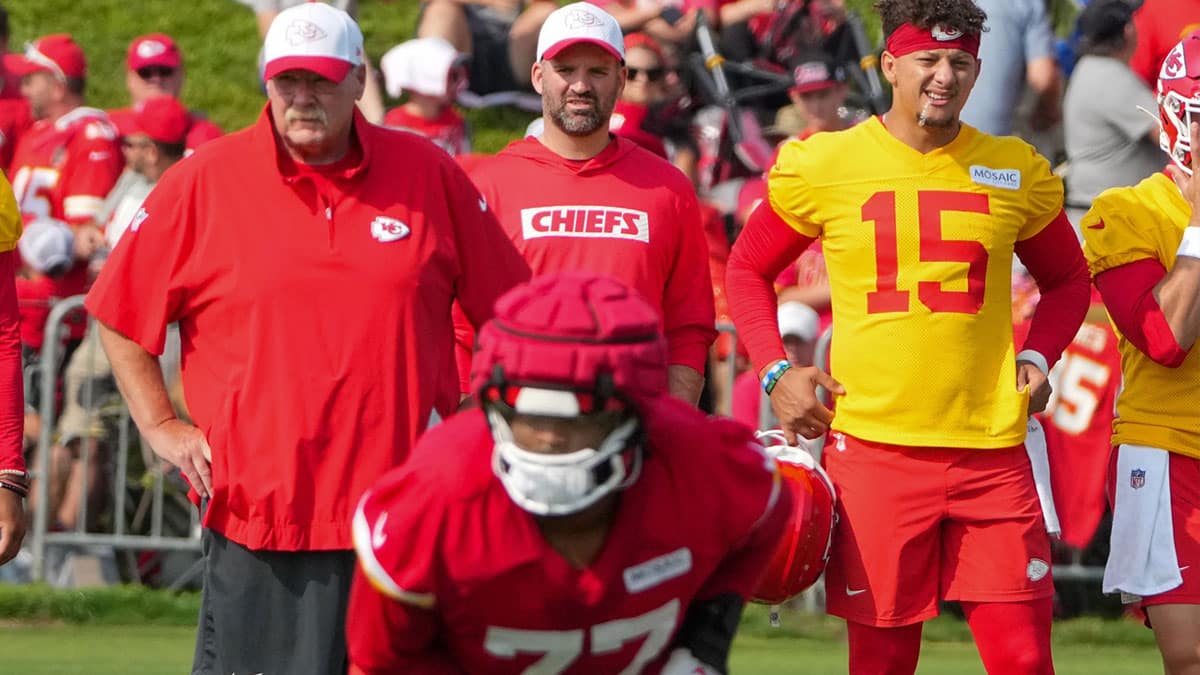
[761,361,792,395]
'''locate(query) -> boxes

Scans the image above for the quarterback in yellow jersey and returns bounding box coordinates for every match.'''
[1081,31,1200,675]
[726,0,1090,673]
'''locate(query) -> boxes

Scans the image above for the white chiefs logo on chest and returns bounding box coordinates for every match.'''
[520,206,650,243]
[370,216,410,242]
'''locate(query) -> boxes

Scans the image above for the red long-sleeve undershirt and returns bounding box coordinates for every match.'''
[1013,210,1092,366]
[0,250,23,472]
[1094,258,1189,367]
[726,205,815,375]
[726,205,1089,376]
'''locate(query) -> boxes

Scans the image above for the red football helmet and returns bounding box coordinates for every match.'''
[1158,30,1200,174]
[752,431,837,605]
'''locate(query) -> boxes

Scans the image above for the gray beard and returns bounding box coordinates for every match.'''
[550,107,605,136]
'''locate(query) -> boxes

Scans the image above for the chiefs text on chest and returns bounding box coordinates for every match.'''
[521,206,651,243]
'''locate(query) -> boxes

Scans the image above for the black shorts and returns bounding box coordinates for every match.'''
[191,528,356,675]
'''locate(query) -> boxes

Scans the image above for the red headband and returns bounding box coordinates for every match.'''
[885,23,980,59]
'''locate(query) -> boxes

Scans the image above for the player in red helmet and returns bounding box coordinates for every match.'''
[346,272,790,675]
[1081,30,1200,675]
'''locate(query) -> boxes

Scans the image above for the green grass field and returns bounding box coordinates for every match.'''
[0,586,1165,673]
[0,620,1162,674]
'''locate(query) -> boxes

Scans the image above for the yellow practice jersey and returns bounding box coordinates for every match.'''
[1080,172,1200,458]
[0,173,19,252]
[769,117,1062,448]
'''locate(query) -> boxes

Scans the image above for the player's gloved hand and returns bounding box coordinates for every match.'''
[1016,361,1051,416]
[143,417,213,499]
[767,365,844,445]
[660,647,721,675]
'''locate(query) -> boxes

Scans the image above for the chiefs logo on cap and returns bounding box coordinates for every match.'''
[136,40,168,59]
[565,8,604,29]
[931,24,964,41]
[286,20,328,46]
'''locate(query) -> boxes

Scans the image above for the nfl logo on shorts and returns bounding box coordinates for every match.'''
[1130,468,1146,490]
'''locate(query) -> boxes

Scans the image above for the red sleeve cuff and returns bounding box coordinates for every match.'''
[666,330,713,373]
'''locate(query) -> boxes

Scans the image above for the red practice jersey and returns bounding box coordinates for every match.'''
[383,106,470,157]
[468,137,717,373]
[1017,316,1121,549]
[11,107,123,337]
[348,398,789,674]
[10,107,123,225]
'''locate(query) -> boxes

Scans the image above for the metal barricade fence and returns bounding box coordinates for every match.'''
[22,309,1103,590]
[29,295,201,586]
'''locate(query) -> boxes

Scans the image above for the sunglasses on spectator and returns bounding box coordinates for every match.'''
[137,66,177,80]
[626,67,666,83]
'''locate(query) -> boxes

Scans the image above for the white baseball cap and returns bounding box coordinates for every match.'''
[379,37,466,99]
[536,2,625,63]
[263,2,364,83]
[18,218,74,276]
[777,302,820,341]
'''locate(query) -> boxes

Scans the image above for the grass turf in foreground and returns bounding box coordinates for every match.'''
[0,622,1162,675]
[0,586,1163,673]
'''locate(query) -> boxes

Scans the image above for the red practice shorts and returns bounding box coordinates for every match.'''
[1107,447,1200,609]
[823,434,1054,627]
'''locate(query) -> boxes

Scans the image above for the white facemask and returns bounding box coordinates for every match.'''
[489,409,641,517]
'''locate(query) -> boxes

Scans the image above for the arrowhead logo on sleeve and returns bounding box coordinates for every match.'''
[520,206,650,243]
[129,207,149,233]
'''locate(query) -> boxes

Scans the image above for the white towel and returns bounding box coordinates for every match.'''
[1102,444,1182,598]
[1025,417,1061,537]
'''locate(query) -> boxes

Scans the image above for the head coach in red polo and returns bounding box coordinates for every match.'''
[84,4,530,673]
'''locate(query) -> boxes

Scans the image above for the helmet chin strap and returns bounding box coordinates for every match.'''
[488,409,642,517]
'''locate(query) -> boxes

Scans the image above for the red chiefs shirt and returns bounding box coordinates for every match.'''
[383,106,470,157]
[108,106,224,154]
[85,107,530,550]
[1016,316,1121,549]
[10,107,123,224]
[469,137,717,373]
[11,107,123,336]
[348,398,789,674]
